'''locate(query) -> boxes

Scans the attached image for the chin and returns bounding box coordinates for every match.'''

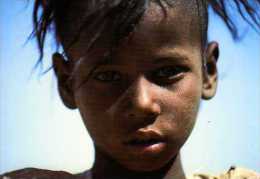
[124,162,169,172]
[118,151,178,172]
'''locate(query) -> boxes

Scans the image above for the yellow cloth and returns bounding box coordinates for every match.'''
[188,167,260,179]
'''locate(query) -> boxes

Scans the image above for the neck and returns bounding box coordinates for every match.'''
[91,148,186,179]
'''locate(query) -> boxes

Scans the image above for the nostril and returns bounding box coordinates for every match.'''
[146,112,158,118]
[128,113,135,118]
[126,113,158,129]
[127,102,161,119]
[128,112,157,119]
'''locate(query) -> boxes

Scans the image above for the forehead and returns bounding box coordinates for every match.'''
[68,1,202,61]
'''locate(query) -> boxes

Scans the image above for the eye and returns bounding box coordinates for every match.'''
[93,71,122,82]
[152,66,187,84]
[154,66,185,78]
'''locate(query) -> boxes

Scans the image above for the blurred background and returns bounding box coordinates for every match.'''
[0,0,260,176]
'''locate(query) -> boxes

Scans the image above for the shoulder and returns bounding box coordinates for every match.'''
[0,168,77,179]
[188,166,260,179]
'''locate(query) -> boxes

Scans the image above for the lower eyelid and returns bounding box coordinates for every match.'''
[168,72,184,78]
[152,72,185,85]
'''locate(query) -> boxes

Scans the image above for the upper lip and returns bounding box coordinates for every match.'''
[123,130,165,145]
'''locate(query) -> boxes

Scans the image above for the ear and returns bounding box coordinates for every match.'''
[52,53,77,109]
[202,42,219,100]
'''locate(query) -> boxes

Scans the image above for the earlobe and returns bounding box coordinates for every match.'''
[52,53,77,109]
[202,42,219,100]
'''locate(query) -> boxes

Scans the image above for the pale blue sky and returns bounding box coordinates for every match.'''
[0,0,259,175]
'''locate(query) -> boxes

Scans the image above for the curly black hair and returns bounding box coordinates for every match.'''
[31,0,260,65]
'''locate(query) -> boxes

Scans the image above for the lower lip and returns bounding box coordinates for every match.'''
[126,142,167,155]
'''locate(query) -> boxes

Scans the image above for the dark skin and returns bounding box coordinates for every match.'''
[53,2,219,179]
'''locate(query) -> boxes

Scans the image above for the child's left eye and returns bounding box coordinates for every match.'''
[154,66,185,77]
[151,66,187,84]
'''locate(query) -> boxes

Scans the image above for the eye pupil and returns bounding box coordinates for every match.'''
[94,71,121,82]
[156,67,180,78]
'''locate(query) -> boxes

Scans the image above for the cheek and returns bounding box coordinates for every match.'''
[74,88,114,138]
[75,82,114,115]
[159,75,202,138]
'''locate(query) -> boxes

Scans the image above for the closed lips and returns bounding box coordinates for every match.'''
[123,130,165,146]
[127,138,163,146]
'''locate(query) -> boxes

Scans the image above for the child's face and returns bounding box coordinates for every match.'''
[54,2,218,172]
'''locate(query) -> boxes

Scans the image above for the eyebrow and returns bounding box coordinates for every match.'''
[78,51,113,70]
[95,51,115,66]
[152,52,190,64]
[92,51,191,67]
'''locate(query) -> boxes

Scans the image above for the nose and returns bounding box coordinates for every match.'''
[108,76,161,129]
[129,77,161,118]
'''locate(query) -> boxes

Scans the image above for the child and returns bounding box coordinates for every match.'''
[1,0,260,179]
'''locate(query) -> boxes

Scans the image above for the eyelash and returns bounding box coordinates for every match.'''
[93,66,187,84]
[151,66,187,85]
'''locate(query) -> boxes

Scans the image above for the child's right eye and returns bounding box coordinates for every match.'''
[93,71,122,82]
